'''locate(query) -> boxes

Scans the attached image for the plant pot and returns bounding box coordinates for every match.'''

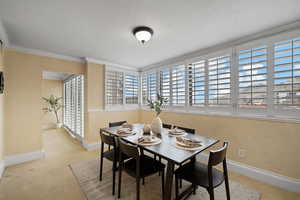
[150,116,162,134]
[56,123,63,129]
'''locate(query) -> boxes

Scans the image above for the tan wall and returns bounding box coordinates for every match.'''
[140,110,300,179]
[0,50,4,161]
[3,49,85,156]
[41,79,63,130]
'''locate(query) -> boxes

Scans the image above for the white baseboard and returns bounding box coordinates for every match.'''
[82,141,101,151]
[0,160,4,178]
[197,153,300,194]
[4,150,45,167]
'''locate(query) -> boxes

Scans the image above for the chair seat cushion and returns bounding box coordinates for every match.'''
[175,162,224,188]
[123,155,165,178]
[103,148,129,162]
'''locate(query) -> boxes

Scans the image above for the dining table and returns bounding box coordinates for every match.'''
[100,123,219,200]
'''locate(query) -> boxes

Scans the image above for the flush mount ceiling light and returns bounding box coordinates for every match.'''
[133,26,153,44]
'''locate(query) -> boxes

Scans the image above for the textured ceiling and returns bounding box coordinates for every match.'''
[1,0,300,68]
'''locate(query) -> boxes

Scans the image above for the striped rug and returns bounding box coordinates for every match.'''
[70,159,261,200]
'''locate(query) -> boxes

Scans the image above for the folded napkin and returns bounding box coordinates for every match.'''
[176,137,202,147]
[138,136,156,143]
[117,128,132,135]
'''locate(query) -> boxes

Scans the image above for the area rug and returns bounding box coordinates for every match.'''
[70,159,261,200]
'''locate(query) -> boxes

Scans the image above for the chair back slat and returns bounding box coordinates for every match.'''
[175,126,195,134]
[208,142,228,166]
[163,123,172,129]
[109,121,127,127]
[100,131,115,146]
[118,138,139,158]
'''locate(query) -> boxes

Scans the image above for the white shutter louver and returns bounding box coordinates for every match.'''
[238,46,268,108]
[106,71,124,105]
[172,65,186,106]
[125,74,139,104]
[273,37,300,107]
[208,55,231,105]
[188,60,205,106]
[141,74,148,105]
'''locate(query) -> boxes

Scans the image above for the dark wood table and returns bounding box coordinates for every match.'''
[100,124,219,200]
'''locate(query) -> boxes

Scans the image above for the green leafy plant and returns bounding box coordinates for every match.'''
[42,95,63,124]
[147,93,168,116]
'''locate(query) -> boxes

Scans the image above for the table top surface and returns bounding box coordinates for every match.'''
[101,124,219,164]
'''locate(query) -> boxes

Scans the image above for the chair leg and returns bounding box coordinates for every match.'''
[175,174,179,200]
[136,177,140,200]
[118,164,122,198]
[142,177,145,185]
[161,169,165,198]
[193,184,196,194]
[179,164,182,188]
[223,160,230,200]
[112,161,116,195]
[208,188,215,200]
[99,143,104,181]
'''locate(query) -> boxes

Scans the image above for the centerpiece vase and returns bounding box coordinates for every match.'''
[151,116,163,134]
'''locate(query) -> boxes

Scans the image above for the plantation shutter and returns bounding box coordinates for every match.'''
[273,37,300,107]
[160,68,171,105]
[148,72,157,101]
[125,74,139,104]
[172,65,186,106]
[188,60,206,106]
[105,70,124,105]
[238,46,268,108]
[141,74,148,105]
[208,55,231,105]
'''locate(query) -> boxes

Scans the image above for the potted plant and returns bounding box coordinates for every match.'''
[43,95,63,128]
[147,93,168,133]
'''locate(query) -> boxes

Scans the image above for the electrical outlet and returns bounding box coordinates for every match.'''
[238,148,246,158]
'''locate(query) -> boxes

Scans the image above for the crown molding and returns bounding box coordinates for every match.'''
[8,44,85,63]
[85,57,138,72]
[141,20,300,71]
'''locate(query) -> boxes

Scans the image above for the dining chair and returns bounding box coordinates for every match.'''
[109,121,127,128]
[118,138,165,200]
[174,126,195,187]
[99,131,129,195]
[174,126,195,134]
[175,142,230,200]
[163,123,172,129]
[107,121,127,150]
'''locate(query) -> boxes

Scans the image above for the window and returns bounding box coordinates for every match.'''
[125,74,139,104]
[64,75,84,137]
[238,46,268,108]
[208,55,231,105]
[172,65,186,106]
[160,68,171,105]
[273,37,300,108]
[140,31,300,120]
[188,60,206,106]
[106,70,123,105]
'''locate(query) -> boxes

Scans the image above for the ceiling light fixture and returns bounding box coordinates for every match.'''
[133,26,153,44]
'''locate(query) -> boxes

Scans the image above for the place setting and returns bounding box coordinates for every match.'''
[115,123,136,137]
[134,124,162,146]
[168,127,188,136]
[175,136,203,151]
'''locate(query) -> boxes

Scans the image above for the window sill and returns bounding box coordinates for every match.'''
[140,108,300,124]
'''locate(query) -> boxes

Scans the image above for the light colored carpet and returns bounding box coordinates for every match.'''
[70,159,261,200]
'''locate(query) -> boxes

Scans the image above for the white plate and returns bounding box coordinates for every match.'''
[136,137,162,146]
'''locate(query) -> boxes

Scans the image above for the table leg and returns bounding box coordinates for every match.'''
[164,160,175,200]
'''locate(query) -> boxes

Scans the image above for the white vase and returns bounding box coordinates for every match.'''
[151,116,163,134]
